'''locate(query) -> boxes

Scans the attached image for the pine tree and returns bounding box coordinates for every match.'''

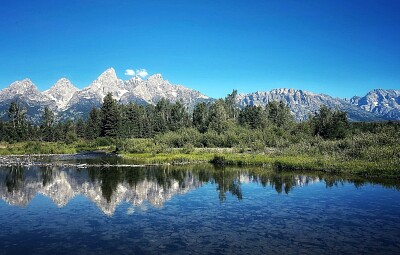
[208,99,228,134]
[86,107,101,139]
[225,89,238,120]
[7,101,28,141]
[169,100,189,131]
[193,102,209,133]
[312,105,348,139]
[125,103,140,138]
[100,93,121,137]
[154,99,170,133]
[75,118,86,138]
[40,106,55,141]
[238,105,267,129]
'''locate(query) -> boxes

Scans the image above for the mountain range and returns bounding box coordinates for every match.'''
[0,67,399,122]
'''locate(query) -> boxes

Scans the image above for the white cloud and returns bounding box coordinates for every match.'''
[125,68,148,78]
[136,69,148,78]
[125,69,135,76]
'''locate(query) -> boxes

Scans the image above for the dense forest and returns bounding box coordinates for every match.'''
[0,90,399,176]
[0,90,354,143]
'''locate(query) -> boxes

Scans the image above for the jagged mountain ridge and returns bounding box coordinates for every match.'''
[347,89,400,120]
[236,88,394,121]
[0,68,211,121]
[0,68,398,121]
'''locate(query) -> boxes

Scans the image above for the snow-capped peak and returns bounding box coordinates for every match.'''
[0,78,51,104]
[98,67,117,80]
[43,78,79,110]
[8,78,36,91]
[147,73,163,82]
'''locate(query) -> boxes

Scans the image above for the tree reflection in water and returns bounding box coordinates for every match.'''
[1,164,399,209]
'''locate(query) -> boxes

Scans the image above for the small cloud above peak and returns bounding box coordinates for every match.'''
[136,69,148,78]
[125,68,148,78]
[125,69,135,76]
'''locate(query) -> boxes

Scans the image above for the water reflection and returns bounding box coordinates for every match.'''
[0,165,398,216]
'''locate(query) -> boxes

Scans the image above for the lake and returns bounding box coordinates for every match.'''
[0,154,399,254]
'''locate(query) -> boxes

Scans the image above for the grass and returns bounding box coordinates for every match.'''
[0,140,115,155]
[0,136,399,179]
[121,149,400,178]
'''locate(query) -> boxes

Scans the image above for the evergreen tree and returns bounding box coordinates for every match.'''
[7,101,28,141]
[86,107,101,139]
[208,99,228,133]
[53,121,65,141]
[143,105,155,137]
[312,106,348,139]
[169,100,190,131]
[265,101,293,128]
[40,106,55,141]
[238,105,267,129]
[154,99,171,133]
[75,118,86,138]
[225,90,238,120]
[125,103,140,138]
[276,101,293,128]
[193,102,209,133]
[100,93,121,137]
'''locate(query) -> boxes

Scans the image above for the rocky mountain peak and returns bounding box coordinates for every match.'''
[87,67,123,95]
[147,73,163,82]
[349,89,400,119]
[88,68,118,89]
[0,79,43,100]
[100,67,117,78]
[43,78,79,110]
[8,79,36,91]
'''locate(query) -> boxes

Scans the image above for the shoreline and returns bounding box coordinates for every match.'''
[1,151,397,179]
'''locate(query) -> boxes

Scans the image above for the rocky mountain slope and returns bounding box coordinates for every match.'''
[0,68,211,121]
[43,78,79,110]
[347,89,400,120]
[236,88,390,121]
[0,79,56,121]
[0,68,398,122]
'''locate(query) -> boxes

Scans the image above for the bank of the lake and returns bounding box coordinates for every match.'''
[0,140,398,179]
[121,150,400,179]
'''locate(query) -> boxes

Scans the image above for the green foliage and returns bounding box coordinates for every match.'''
[86,108,101,139]
[100,93,121,137]
[311,105,349,139]
[0,91,399,177]
[207,99,228,133]
[193,102,209,133]
[40,106,55,141]
[117,139,158,154]
[7,101,29,141]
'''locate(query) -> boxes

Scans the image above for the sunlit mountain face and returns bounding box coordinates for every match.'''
[0,68,399,122]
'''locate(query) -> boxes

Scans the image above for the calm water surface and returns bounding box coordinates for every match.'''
[0,154,399,254]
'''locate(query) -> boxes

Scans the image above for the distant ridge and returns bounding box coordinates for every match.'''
[0,68,399,122]
[236,88,398,121]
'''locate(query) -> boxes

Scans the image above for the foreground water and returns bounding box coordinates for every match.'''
[0,154,399,254]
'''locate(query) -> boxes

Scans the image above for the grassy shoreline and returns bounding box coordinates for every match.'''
[120,151,399,178]
[0,140,399,179]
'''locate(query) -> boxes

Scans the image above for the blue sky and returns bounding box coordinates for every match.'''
[0,0,399,98]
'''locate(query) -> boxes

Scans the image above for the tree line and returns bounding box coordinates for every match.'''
[0,90,364,144]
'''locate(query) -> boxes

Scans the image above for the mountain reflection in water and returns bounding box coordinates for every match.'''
[1,165,398,216]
